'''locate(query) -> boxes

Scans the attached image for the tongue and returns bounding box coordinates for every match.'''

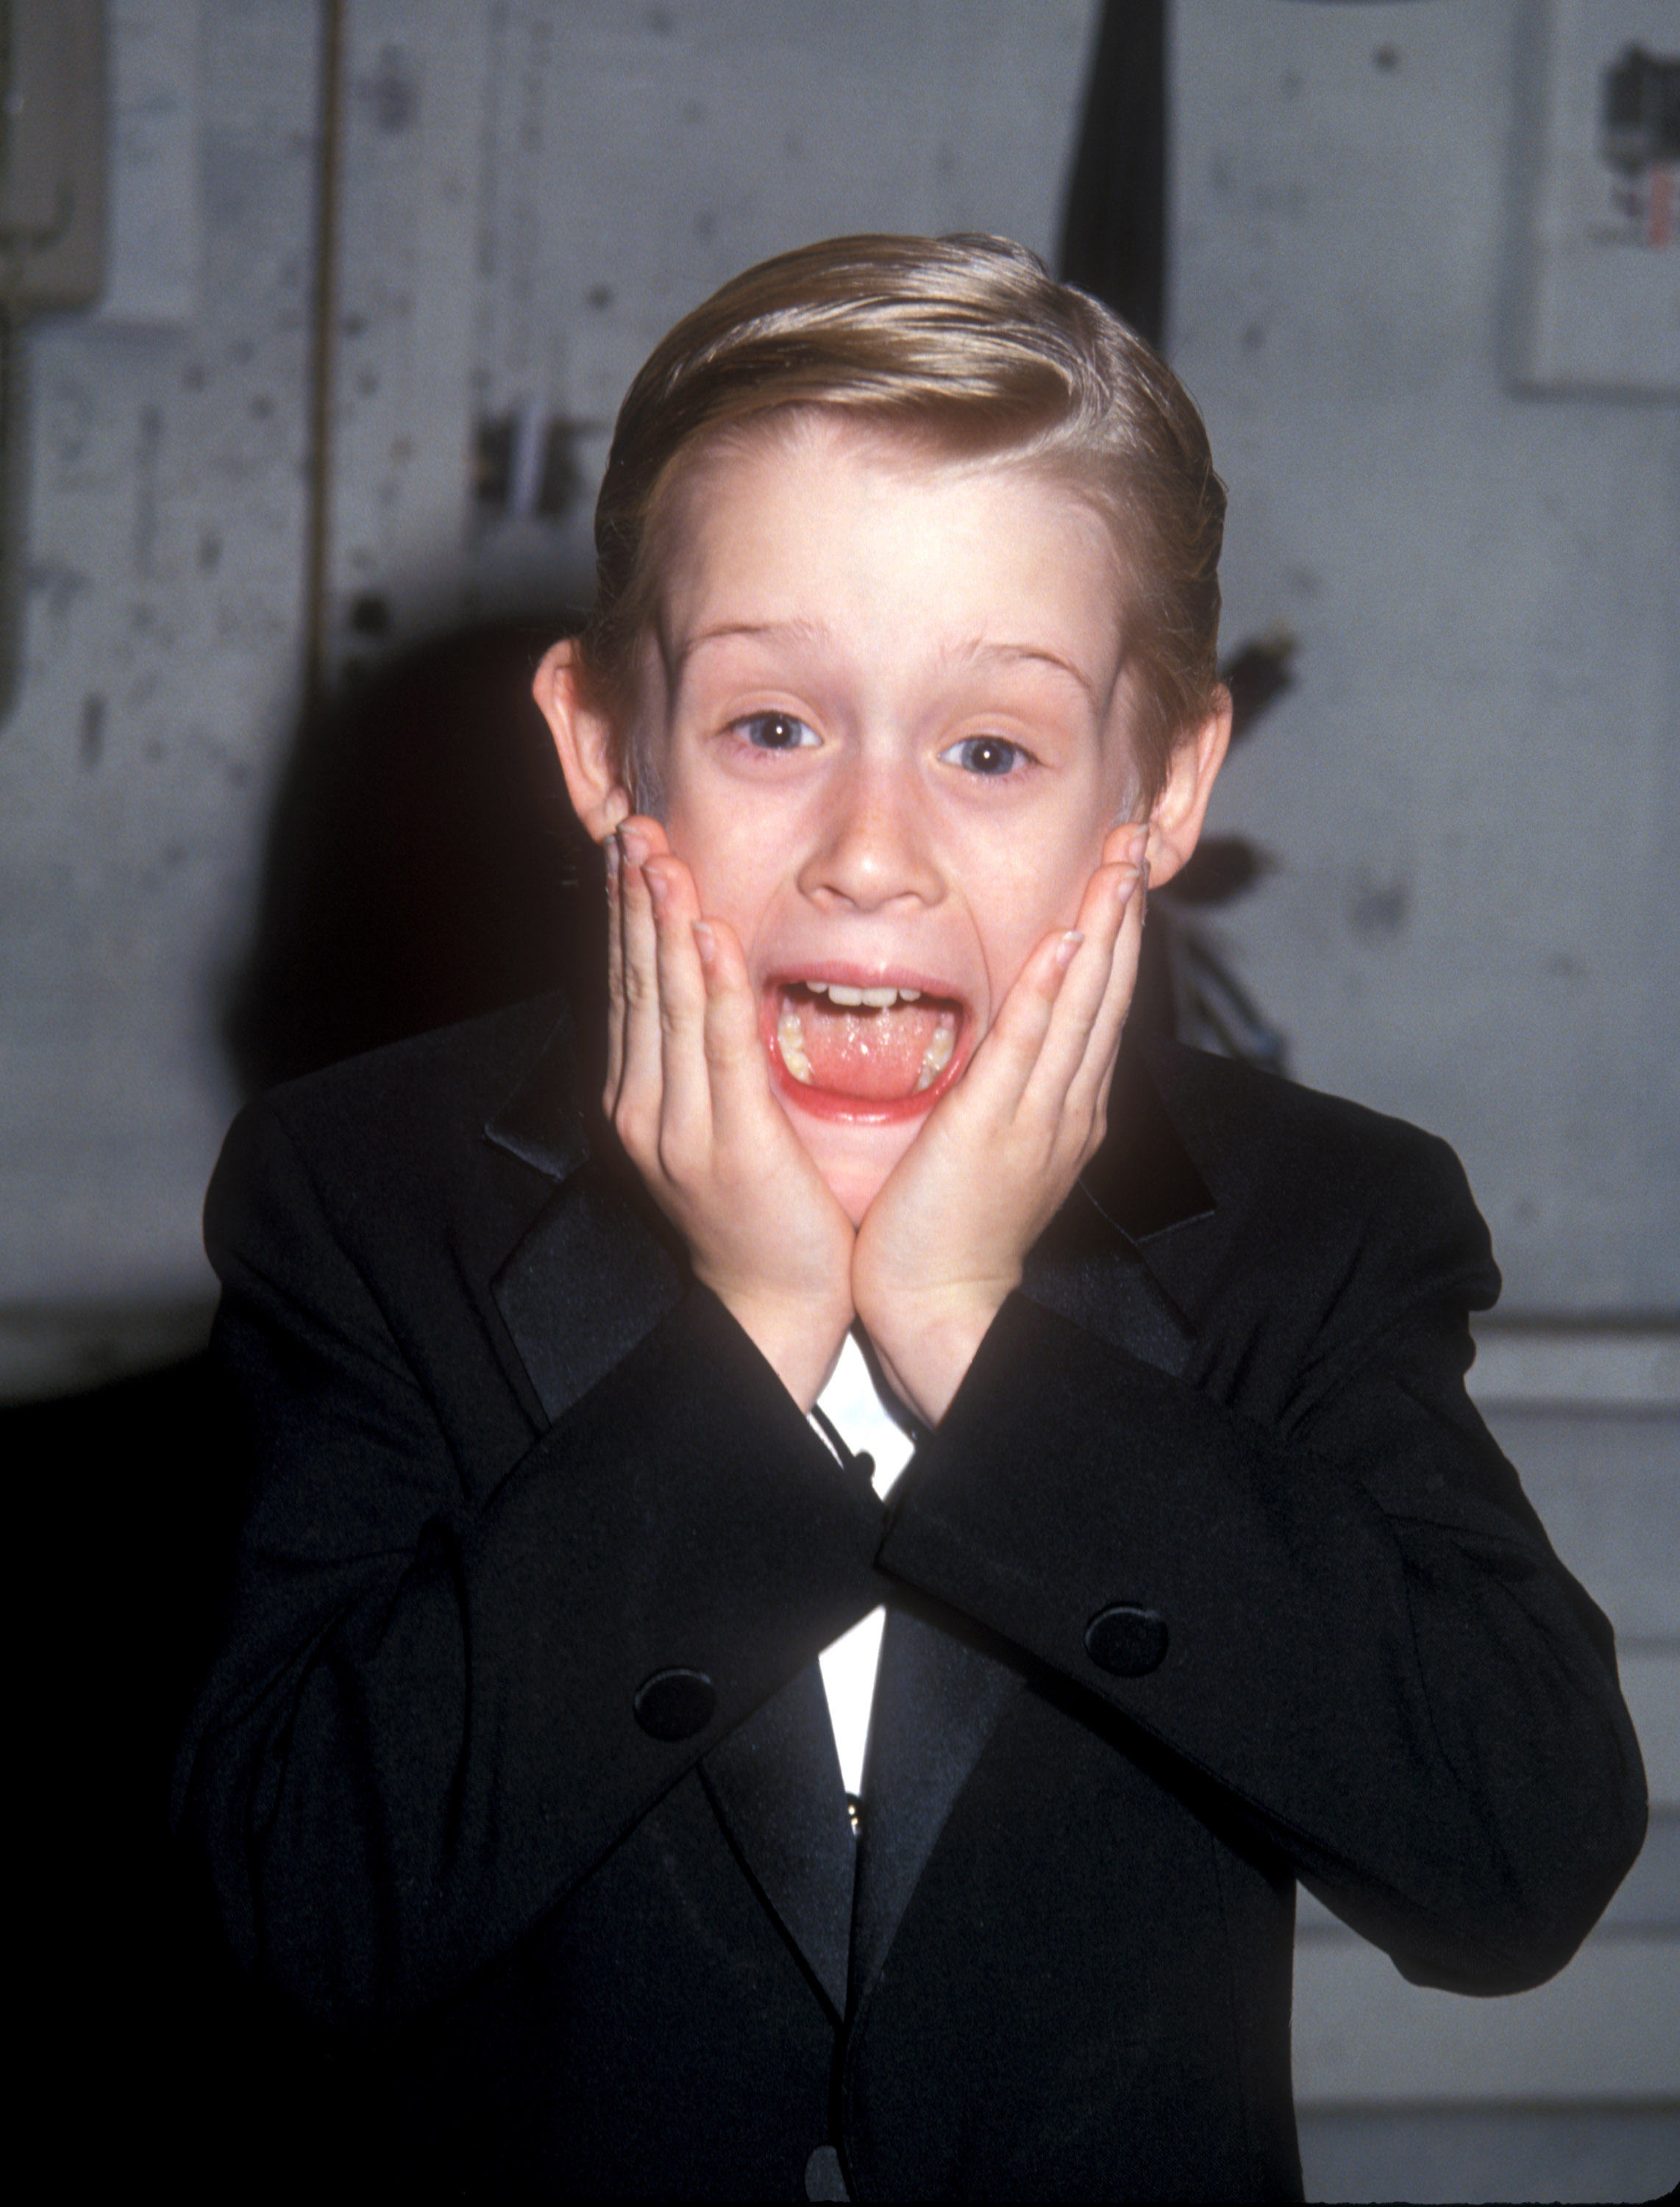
[786,992,950,1101]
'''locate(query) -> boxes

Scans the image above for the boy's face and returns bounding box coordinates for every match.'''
[584,417,1206,1221]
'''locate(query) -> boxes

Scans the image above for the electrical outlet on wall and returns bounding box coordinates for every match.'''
[1,0,107,724]
[1,0,106,313]
[1506,0,1680,396]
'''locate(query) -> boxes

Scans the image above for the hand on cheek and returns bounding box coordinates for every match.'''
[608,818,857,1410]
[852,827,1149,1428]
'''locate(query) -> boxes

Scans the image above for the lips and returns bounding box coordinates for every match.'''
[763,974,968,1121]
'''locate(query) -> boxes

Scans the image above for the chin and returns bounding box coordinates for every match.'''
[788,1106,923,1226]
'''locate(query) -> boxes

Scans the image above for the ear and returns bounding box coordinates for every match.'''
[1142,688,1232,890]
[532,639,630,842]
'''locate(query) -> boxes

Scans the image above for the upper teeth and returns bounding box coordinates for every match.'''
[802,981,922,1008]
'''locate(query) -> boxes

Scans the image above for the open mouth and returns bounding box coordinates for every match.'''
[764,978,967,1121]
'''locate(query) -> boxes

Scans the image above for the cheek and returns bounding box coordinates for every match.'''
[968,822,1105,995]
[663,755,822,948]
[666,802,776,939]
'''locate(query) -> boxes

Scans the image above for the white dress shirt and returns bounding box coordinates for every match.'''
[809,1331,919,1799]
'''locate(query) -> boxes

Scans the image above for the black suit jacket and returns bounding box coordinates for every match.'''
[175,994,1645,2200]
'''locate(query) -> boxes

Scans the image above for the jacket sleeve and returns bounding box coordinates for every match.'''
[173,1098,884,2026]
[876,1132,1648,1996]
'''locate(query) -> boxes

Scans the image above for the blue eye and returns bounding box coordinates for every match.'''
[736,711,818,750]
[944,735,1028,777]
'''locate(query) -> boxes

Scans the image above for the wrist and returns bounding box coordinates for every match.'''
[705,1283,852,1412]
[861,1284,1011,1428]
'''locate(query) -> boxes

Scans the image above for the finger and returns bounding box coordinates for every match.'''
[992,867,1128,1129]
[1088,831,1150,1064]
[1023,861,1141,1113]
[615,819,671,1131]
[644,856,711,1146]
[604,831,625,1104]
[693,917,778,1147]
[1103,820,1150,874]
[1059,858,1148,1134]
[623,814,672,862]
[946,925,1084,1127]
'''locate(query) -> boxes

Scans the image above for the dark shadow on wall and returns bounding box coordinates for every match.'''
[1059,0,1167,347]
[14,617,605,2187]
[224,616,601,1095]
[1059,0,1291,1078]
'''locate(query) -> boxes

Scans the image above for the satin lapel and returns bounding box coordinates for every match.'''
[844,1244,1184,2014]
[488,1161,683,1424]
[483,995,590,1184]
[848,1603,1025,2012]
[700,1663,856,2019]
[847,1045,1209,2009]
[1090,1034,1217,1243]
[484,1001,691,1426]
[1016,1034,1212,1382]
[1020,1205,1195,1382]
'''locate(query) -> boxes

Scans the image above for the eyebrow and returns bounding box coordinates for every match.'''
[946,636,1101,706]
[675,619,1101,705]
[672,618,826,672]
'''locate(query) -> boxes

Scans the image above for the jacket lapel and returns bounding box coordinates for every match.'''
[700,1663,858,2019]
[488,1164,683,1425]
[849,1039,1215,2008]
[483,1001,859,2012]
[1019,1034,1214,1383]
[1019,1189,1197,1383]
[849,1602,1025,2010]
[484,1006,683,1424]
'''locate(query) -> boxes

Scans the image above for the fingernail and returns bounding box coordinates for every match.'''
[1055,930,1084,971]
[621,825,649,867]
[1125,826,1150,869]
[644,862,670,911]
[604,836,620,886]
[691,920,716,967]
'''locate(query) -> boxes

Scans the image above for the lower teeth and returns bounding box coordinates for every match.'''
[914,1019,955,1090]
[777,1005,814,1084]
[777,999,957,1095]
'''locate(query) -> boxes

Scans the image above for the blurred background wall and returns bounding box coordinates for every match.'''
[1,2,1675,2197]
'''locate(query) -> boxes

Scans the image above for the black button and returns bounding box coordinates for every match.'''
[633,1668,716,1741]
[1083,1603,1169,1677]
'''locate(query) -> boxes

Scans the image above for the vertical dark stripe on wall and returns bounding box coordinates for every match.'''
[1058,0,1169,349]
[302,0,346,715]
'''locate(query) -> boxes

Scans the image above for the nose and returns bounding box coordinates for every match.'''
[796,752,945,912]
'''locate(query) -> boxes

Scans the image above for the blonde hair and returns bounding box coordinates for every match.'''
[577,233,1225,802]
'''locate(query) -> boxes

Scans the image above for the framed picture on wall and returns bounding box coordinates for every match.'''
[1506,0,1679,395]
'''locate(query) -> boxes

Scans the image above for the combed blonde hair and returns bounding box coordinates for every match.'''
[577,233,1225,802]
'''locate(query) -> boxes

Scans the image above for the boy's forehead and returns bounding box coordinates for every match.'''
[650,415,1131,691]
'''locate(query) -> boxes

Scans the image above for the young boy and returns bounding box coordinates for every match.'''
[176,235,1645,2200]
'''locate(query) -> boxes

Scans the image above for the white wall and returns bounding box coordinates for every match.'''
[320,0,1098,659]
[1,0,318,1351]
[1171,0,1679,1316]
[1165,17,1678,2188]
[2,4,1673,2194]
